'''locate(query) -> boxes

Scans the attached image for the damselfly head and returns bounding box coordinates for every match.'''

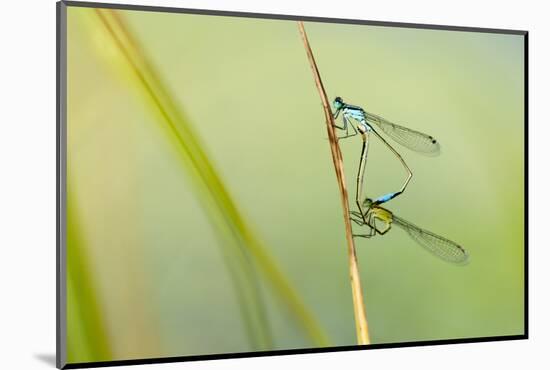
[362,198,374,208]
[333,96,344,110]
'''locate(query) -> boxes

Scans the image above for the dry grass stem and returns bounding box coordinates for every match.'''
[297,21,371,345]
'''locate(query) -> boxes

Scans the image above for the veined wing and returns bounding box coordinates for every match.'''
[392,215,469,264]
[364,111,440,155]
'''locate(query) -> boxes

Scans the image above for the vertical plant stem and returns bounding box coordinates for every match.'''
[297,21,371,345]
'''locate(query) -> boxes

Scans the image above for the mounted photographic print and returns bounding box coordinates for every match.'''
[57,1,527,368]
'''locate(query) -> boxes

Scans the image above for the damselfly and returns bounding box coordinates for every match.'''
[350,198,469,264]
[332,97,440,223]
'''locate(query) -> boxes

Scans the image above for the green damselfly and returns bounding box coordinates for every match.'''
[350,198,469,264]
[332,97,440,223]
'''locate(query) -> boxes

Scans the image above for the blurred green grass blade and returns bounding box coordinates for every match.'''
[93,8,272,351]
[67,190,113,363]
[93,9,330,347]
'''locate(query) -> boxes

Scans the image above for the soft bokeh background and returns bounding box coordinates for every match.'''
[65,5,524,365]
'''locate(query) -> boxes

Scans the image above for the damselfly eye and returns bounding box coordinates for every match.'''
[362,198,374,208]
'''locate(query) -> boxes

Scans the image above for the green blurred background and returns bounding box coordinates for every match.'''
[65,5,524,364]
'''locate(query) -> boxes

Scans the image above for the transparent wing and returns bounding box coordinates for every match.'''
[364,111,441,155]
[392,215,469,264]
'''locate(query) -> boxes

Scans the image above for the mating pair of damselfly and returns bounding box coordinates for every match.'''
[331,97,468,264]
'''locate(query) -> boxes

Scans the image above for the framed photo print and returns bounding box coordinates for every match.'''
[57,1,527,368]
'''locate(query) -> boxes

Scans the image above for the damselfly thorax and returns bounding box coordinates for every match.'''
[364,205,393,235]
[341,105,372,132]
